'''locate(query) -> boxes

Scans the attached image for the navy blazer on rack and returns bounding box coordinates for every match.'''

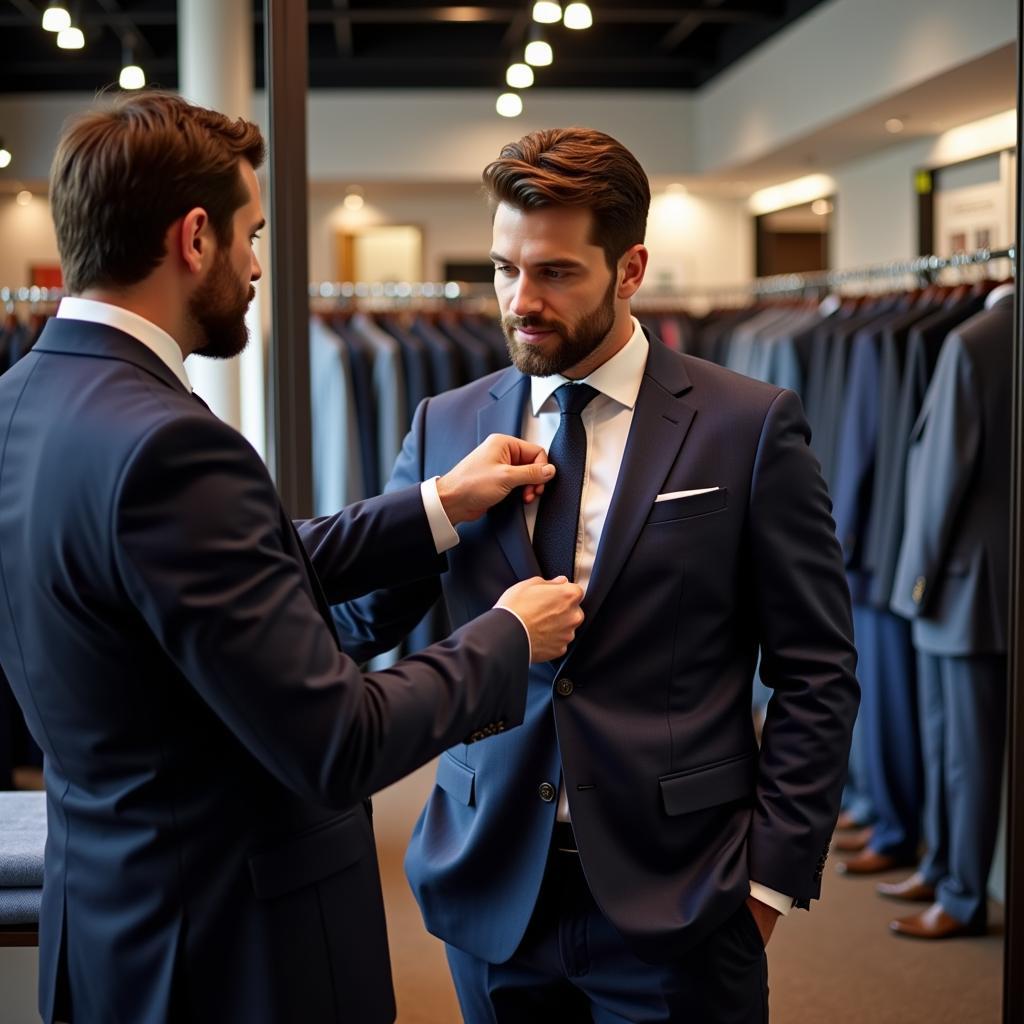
[0,317,529,1024]
[336,337,859,965]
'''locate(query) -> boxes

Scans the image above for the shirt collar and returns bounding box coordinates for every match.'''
[530,316,648,416]
[56,296,192,393]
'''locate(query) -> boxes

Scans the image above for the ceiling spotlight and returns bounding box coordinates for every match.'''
[532,2,562,24]
[0,145,11,170]
[525,39,553,67]
[119,64,146,89]
[885,117,905,134]
[42,6,71,32]
[344,187,365,210]
[57,26,85,49]
[496,92,524,118]
[16,190,32,207]
[506,62,534,89]
[563,3,593,29]
[811,199,834,216]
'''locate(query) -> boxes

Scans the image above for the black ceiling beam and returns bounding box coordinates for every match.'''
[0,5,780,28]
[93,0,155,60]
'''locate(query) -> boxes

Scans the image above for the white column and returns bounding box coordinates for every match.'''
[178,0,265,454]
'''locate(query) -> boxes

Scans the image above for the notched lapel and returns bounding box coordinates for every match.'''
[578,348,696,635]
[477,372,540,581]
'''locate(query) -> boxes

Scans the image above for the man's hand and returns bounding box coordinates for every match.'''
[438,434,555,526]
[745,895,780,946]
[497,577,585,663]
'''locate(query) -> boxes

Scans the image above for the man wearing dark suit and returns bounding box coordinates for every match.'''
[887,288,1013,938]
[0,93,584,1023]
[335,128,859,1021]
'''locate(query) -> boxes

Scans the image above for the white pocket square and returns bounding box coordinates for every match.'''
[654,487,721,503]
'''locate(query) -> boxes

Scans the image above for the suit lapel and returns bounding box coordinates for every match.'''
[577,342,695,637]
[477,370,541,581]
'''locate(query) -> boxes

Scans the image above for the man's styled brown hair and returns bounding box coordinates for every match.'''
[482,127,650,269]
[50,91,265,294]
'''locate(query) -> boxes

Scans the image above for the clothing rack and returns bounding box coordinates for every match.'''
[687,246,1016,299]
[309,280,495,302]
[1,287,62,310]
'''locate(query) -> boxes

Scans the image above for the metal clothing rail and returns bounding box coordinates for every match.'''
[689,246,1016,298]
[309,280,495,301]
[0,287,63,305]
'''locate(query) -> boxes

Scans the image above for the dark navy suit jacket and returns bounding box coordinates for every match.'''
[0,318,529,1023]
[336,338,858,965]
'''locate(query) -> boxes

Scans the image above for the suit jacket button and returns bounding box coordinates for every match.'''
[556,678,574,697]
[538,782,556,802]
[913,576,926,604]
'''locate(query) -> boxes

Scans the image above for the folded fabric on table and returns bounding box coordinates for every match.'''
[0,791,46,887]
[0,886,41,925]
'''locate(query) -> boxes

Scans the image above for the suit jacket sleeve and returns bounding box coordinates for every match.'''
[746,388,860,905]
[113,411,527,808]
[890,334,980,619]
[331,397,446,663]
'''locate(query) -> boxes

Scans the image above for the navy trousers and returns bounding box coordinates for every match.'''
[915,651,1006,926]
[446,842,769,1024]
[853,604,922,857]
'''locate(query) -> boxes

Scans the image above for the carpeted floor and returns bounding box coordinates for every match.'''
[372,762,1004,1024]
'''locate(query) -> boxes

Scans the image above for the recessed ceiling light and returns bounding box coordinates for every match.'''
[811,199,833,216]
[42,6,71,32]
[564,3,593,29]
[57,26,85,49]
[532,2,562,24]
[16,190,32,207]
[496,92,524,118]
[885,117,905,134]
[525,40,553,67]
[506,63,534,89]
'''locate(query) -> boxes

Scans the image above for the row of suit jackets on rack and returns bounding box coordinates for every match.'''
[310,310,510,518]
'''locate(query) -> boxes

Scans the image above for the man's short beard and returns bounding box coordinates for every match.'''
[188,245,253,361]
[503,273,616,377]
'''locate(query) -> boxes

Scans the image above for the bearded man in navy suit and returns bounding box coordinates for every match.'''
[335,127,859,1022]
[0,94,585,1024]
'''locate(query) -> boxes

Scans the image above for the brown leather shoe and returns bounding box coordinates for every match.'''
[877,872,936,902]
[833,826,874,853]
[836,810,869,831]
[889,903,986,939]
[836,849,916,876]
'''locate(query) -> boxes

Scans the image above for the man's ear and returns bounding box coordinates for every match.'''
[617,244,649,300]
[176,207,213,276]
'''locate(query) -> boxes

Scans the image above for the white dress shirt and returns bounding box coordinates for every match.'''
[522,317,792,916]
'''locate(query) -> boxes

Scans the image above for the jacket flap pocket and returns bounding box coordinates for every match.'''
[436,752,475,806]
[659,751,757,816]
[249,810,368,900]
[647,487,728,525]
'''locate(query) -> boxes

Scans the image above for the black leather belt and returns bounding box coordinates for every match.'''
[553,821,578,854]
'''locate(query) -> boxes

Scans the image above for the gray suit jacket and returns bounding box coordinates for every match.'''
[890,294,1013,654]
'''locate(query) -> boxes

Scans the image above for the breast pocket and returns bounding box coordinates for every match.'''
[647,487,729,526]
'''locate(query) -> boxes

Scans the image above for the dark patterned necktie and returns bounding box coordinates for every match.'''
[533,382,599,582]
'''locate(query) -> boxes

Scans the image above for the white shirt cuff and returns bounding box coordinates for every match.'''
[420,477,460,554]
[749,882,793,916]
[493,606,532,665]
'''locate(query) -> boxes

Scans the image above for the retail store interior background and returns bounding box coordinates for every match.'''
[0,1,1021,1021]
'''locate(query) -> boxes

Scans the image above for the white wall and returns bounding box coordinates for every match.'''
[309,187,491,284]
[268,90,694,184]
[695,0,1015,173]
[830,139,933,269]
